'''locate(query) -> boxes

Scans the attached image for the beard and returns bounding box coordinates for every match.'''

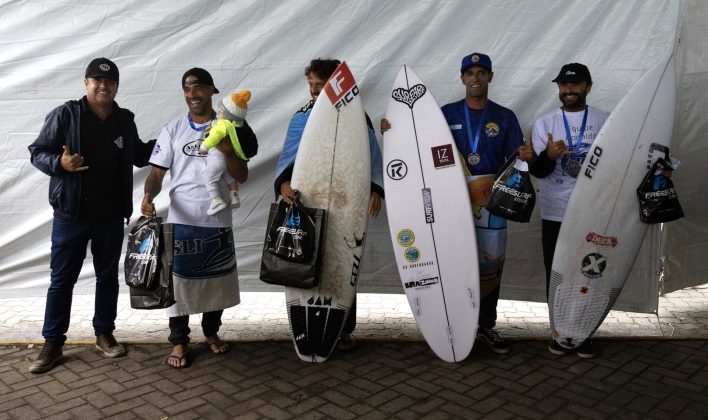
[560,93,586,110]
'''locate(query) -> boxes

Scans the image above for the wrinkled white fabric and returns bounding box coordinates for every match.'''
[2,0,705,314]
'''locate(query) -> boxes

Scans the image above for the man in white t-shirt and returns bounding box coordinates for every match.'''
[520,63,609,358]
[141,68,256,368]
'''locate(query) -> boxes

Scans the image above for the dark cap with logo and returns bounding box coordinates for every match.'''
[552,63,592,84]
[460,52,492,74]
[181,67,219,94]
[85,57,119,83]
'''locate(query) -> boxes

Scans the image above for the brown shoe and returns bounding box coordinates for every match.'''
[29,341,63,373]
[96,333,126,358]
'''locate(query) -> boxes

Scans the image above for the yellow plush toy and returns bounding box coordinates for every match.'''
[200,90,251,160]
[201,90,251,215]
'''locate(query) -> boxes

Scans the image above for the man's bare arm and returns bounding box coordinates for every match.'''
[141,166,167,217]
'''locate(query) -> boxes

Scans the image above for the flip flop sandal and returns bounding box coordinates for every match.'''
[205,337,230,354]
[164,350,191,369]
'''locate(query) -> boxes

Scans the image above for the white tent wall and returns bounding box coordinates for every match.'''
[664,1,708,294]
[0,0,704,313]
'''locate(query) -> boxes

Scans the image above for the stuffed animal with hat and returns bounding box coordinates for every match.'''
[200,89,251,159]
[200,89,251,215]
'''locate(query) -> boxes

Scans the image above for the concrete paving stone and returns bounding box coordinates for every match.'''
[256,403,293,420]
[286,395,326,416]
[316,403,357,420]
[7,405,43,420]
[440,401,480,418]
[0,399,26,416]
[503,402,546,419]
[40,396,87,417]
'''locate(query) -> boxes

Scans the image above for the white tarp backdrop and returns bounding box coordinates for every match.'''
[1,0,706,313]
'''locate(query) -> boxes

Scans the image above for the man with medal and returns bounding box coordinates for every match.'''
[442,52,527,355]
[523,62,609,358]
[382,52,528,354]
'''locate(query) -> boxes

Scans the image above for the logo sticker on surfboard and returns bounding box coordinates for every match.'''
[404,276,439,289]
[422,188,434,223]
[580,252,606,278]
[387,159,408,180]
[324,61,359,110]
[397,229,415,247]
[431,144,455,169]
[392,84,427,109]
[585,232,618,248]
[404,246,421,262]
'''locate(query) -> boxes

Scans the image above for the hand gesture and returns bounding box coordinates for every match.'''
[516,133,536,163]
[60,145,89,172]
[545,133,574,160]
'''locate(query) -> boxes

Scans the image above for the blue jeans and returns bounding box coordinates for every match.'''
[42,216,125,345]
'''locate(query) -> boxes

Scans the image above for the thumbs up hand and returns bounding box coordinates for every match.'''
[516,133,536,163]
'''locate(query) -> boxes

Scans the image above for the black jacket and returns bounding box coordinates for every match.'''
[28,98,155,222]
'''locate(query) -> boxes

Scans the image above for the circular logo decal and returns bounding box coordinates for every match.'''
[99,63,110,71]
[386,159,408,180]
[581,253,606,279]
[404,246,420,262]
[397,229,415,247]
[471,54,479,63]
[484,122,500,137]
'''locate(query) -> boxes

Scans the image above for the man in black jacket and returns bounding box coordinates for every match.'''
[27,57,156,373]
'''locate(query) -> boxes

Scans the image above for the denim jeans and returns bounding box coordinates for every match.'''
[168,310,224,345]
[42,216,124,345]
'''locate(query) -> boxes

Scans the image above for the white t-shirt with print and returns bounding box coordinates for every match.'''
[149,114,232,228]
[531,106,609,222]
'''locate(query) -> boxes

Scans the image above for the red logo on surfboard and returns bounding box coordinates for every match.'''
[585,232,618,248]
[324,61,359,109]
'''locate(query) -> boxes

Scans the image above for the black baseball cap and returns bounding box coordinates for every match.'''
[552,63,592,84]
[181,67,219,93]
[85,57,119,83]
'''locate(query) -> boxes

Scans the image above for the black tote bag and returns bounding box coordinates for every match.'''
[260,195,326,289]
[125,217,176,309]
[637,157,684,224]
[486,156,536,223]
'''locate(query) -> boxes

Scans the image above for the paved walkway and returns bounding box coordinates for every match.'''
[0,285,707,418]
[1,285,707,344]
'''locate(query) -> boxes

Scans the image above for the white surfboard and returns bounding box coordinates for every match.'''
[286,61,371,362]
[383,65,480,362]
[550,55,677,349]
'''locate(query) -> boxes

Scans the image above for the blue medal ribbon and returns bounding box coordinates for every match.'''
[561,107,588,151]
[188,111,217,132]
[463,102,489,165]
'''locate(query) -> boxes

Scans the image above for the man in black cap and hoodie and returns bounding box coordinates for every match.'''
[518,62,609,358]
[27,57,156,373]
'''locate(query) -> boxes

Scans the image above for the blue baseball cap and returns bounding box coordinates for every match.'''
[461,52,492,74]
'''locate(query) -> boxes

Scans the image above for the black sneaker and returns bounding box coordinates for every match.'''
[476,328,510,354]
[548,340,571,356]
[29,341,63,373]
[576,339,596,359]
[96,333,126,358]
